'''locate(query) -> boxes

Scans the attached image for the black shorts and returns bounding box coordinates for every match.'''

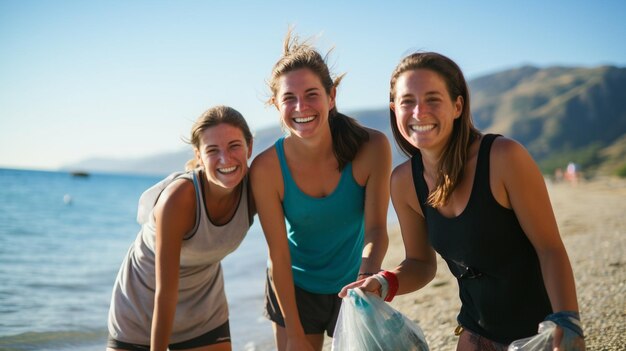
[107,320,230,350]
[264,272,342,337]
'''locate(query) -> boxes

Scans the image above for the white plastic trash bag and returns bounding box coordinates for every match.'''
[332,288,429,351]
[507,321,556,351]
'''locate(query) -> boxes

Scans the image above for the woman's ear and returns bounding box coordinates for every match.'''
[454,96,463,119]
[329,86,337,111]
[194,148,202,167]
[247,139,254,159]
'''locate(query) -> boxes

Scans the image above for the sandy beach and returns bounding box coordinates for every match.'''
[321,177,626,350]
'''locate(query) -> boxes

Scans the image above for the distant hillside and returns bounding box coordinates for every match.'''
[471,65,626,175]
[62,126,285,176]
[64,65,626,177]
[61,149,195,176]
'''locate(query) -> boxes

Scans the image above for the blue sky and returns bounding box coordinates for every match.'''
[1,0,624,170]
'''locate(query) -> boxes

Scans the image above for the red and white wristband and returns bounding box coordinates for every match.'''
[372,270,399,302]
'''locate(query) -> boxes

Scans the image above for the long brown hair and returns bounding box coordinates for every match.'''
[184,105,253,171]
[267,29,369,170]
[389,52,480,208]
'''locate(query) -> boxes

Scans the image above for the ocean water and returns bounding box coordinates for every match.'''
[0,168,273,351]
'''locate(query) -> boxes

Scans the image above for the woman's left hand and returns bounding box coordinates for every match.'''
[552,325,586,351]
[338,276,382,298]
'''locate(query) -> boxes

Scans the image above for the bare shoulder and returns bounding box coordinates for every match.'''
[491,136,534,168]
[492,135,525,153]
[250,144,283,196]
[391,160,414,196]
[155,178,196,220]
[391,159,423,216]
[391,159,412,184]
[365,127,390,147]
[490,136,542,191]
[359,127,391,159]
[250,145,279,176]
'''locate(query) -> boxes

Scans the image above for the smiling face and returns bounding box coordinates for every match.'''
[195,123,252,190]
[274,68,336,139]
[390,69,463,155]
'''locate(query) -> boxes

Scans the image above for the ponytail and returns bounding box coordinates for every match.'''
[329,112,369,170]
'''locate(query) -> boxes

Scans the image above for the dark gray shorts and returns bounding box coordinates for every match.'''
[107,320,230,350]
[264,272,342,337]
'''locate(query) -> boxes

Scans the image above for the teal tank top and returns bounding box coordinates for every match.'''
[275,137,365,294]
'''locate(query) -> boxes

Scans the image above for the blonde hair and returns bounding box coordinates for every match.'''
[184,105,252,171]
[389,52,480,208]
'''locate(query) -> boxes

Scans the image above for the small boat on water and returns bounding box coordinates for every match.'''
[70,171,90,177]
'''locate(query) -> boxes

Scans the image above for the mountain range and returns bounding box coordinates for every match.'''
[64,65,626,177]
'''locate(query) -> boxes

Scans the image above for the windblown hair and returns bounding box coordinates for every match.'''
[389,52,480,208]
[267,29,369,171]
[184,105,253,171]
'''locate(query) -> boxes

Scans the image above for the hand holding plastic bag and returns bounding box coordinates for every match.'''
[508,321,556,351]
[332,288,429,351]
[508,311,585,351]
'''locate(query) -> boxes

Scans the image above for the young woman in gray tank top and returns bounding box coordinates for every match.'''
[107,106,255,351]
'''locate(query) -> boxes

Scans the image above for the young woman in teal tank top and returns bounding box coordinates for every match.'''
[250,30,392,351]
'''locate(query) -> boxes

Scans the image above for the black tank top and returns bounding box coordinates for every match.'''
[411,134,552,344]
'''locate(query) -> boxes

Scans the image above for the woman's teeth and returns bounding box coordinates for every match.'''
[218,166,237,174]
[294,116,315,123]
[410,124,435,132]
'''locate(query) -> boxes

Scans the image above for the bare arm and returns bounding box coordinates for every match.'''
[250,150,310,349]
[390,161,437,295]
[150,179,196,350]
[358,130,391,275]
[340,161,436,297]
[493,138,579,312]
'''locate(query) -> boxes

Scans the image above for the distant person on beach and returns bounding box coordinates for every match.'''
[107,105,255,351]
[340,52,585,350]
[250,30,391,351]
[565,161,580,185]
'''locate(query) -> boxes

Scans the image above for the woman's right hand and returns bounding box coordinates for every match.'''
[338,276,382,298]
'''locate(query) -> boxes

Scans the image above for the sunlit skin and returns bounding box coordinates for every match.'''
[195,123,252,192]
[339,66,584,350]
[252,66,391,351]
[274,68,335,141]
[108,123,253,351]
[390,69,462,159]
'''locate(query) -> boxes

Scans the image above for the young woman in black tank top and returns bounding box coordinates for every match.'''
[340,52,585,350]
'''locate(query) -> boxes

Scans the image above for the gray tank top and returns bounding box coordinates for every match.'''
[108,169,251,344]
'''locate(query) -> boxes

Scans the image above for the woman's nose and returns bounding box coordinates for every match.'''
[218,151,230,163]
[295,97,307,112]
[412,103,426,118]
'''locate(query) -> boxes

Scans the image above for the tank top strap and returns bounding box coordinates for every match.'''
[181,169,203,240]
[410,152,430,216]
[274,137,294,188]
[473,134,501,194]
